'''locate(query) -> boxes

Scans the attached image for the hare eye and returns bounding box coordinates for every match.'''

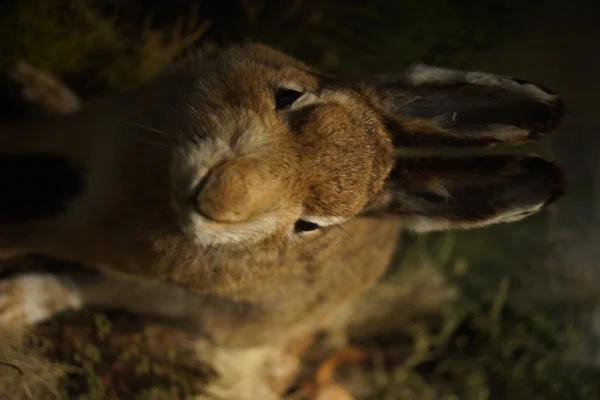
[293,219,320,234]
[275,88,304,110]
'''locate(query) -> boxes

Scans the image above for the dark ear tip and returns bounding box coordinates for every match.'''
[548,95,565,129]
[530,101,565,141]
[544,184,566,207]
[519,155,566,207]
[508,76,565,139]
[511,77,557,96]
[526,97,564,140]
[534,86,566,139]
[544,164,566,207]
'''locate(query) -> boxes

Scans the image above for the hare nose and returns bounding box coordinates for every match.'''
[194,159,281,224]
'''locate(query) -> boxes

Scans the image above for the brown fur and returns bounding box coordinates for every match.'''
[0,43,565,398]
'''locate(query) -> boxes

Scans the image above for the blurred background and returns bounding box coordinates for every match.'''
[1,0,599,398]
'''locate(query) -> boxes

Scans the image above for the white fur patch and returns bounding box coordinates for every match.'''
[11,61,82,114]
[288,215,349,239]
[276,81,322,111]
[300,215,348,227]
[0,274,82,325]
[288,92,321,110]
[405,64,464,86]
[404,202,545,233]
[186,212,294,246]
[406,64,557,104]
[194,342,290,400]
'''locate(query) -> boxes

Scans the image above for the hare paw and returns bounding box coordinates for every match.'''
[0,273,82,325]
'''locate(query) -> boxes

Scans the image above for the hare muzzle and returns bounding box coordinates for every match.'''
[194,158,285,224]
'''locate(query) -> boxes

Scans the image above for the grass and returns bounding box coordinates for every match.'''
[323,233,600,400]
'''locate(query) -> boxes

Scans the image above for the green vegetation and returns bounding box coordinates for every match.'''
[328,234,600,400]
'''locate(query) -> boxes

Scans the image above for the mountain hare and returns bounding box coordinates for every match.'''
[0,43,564,398]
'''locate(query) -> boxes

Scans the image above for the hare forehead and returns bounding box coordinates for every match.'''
[194,53,320,98]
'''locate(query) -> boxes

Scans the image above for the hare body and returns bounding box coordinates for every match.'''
[0,43,564,398]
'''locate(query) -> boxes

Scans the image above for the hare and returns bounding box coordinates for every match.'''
[0,43,564,398]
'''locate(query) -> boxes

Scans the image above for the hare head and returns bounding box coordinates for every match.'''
[166,44,564,242]
[0,43,564,288]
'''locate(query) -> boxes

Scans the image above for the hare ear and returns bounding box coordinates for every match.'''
[360,155,565,232]
[368,64,564,147]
